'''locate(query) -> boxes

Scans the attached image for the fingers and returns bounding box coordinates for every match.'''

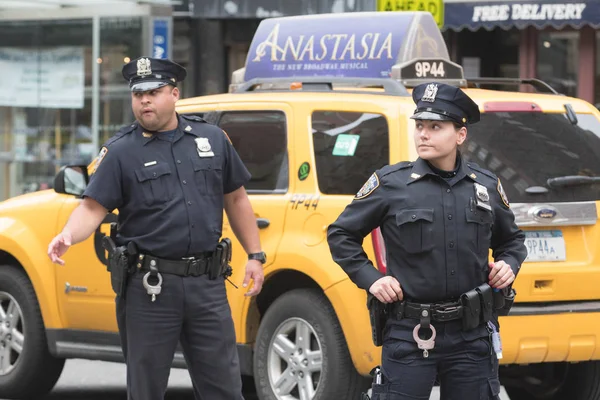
[47,238,65,265]
[384,284,398,302]
[245,270,264,297]
[390,278,404,301]
[242,268,252,288]
[370,277,402,303]
[495,271,515,289]
[490,264,515,289]
[488,262,500,282]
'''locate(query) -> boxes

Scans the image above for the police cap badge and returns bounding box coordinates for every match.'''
[410,82,480,126]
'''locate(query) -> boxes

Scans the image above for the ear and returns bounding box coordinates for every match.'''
[456,126,467,145]
[171,86,180,101]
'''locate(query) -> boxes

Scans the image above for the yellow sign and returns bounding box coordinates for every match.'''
[377,0,445,28]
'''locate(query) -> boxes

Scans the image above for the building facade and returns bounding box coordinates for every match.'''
[442,0,600,106]
[0,3,173,200]
[1,0,600,201]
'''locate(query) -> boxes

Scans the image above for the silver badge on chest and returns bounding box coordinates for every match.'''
[474,183,492,211]
[195,137,214,157]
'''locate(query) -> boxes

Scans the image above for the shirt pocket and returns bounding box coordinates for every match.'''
[395,208,435,254]
[192,155,223,195]
[134,163,172,206]
[465,207,493,257]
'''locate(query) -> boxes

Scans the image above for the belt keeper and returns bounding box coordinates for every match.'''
[419,305,431,330]
[149,259,159,276]
[396,302,405,319]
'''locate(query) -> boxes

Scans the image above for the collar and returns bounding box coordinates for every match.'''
[177,113,201,137]
[139,113,196,145]
[407,154,478,185]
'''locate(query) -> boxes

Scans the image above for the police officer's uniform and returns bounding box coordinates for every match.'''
[83,57,249,400]
[327,83,527,400]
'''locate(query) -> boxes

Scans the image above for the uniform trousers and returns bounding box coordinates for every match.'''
[371,318,501,400]
[116,270,244,400]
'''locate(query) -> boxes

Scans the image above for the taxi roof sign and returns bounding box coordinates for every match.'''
[238,11,465,91]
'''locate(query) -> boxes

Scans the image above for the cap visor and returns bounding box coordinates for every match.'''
[410,111,452,121]
[131,81,170,92]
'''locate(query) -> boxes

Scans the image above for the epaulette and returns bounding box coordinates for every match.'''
[181,114,207,123]
[104,122,137,147]
[466,162,497,180]
[378,161,413,178]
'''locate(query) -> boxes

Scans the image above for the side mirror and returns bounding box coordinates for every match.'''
[54,165,89,197]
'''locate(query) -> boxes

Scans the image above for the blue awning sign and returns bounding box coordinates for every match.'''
[444,0,600,31]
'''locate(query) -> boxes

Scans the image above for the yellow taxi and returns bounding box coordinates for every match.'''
[1,11,600,400]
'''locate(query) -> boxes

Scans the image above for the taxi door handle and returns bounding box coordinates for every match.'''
[256,218,270,229]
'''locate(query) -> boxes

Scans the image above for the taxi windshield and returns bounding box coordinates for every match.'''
[463,112,600,203]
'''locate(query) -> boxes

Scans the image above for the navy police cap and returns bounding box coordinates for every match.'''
[410,82,480,125]
[122,57,187,92]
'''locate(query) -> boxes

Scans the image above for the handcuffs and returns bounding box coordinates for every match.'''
[413,306,437,358]
[142,259,163,302]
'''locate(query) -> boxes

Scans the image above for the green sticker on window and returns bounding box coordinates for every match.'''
[332,134,360,156]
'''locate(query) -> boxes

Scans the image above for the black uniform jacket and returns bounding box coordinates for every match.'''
[83,114,251,259]
[327,156,527,303]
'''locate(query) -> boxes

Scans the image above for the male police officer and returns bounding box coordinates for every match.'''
[328,82,527,399]
[47,57,266,400]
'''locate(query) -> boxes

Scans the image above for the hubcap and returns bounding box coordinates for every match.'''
[268,318,323,400]
[0,292,25,376]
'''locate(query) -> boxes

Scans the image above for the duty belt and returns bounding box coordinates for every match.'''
[138,253,211,277]
[390,300,463,322]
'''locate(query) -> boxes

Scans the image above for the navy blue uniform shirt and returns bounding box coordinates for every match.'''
[83,114,251,259]
[327,156,527,303]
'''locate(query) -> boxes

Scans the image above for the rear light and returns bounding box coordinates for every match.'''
[483,102,542,112]
[371,227,387,274]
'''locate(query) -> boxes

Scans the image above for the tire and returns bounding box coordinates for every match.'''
[505,361,600,400]
[253,288,369,400]
[0,265,65,399]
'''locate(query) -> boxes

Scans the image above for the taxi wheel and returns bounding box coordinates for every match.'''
[0,266,65,399]
[253,288,369,400]
[505,361,600,400]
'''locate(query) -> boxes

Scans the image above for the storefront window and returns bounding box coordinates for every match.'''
[451,28,520,92]
[0,19,93,199]
[99,17,143,144]
[0,17,143,200]
[537,30,579,97]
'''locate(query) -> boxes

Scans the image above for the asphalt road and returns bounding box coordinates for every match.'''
[3,359,511,400]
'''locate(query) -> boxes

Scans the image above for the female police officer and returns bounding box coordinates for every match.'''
[327,82,527,399]
[47,57,265,400]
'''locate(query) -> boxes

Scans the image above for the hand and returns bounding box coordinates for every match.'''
[47,231,73,266]
[489,260,515,289]
[242,259,264,297]
[368,276,403,303]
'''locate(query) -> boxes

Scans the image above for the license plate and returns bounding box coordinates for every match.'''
[524,230,566,262]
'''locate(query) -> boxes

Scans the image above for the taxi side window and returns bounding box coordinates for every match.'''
[312,111,390,195]
[218,110,288,193]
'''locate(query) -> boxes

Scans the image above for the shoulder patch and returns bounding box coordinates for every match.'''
[181,114,207,123]
[497,179,510,208]
[90,146,108,174]
[355,173,380,200]
[222,129,232,144]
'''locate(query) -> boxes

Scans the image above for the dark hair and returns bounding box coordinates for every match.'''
[452,122,465,130]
